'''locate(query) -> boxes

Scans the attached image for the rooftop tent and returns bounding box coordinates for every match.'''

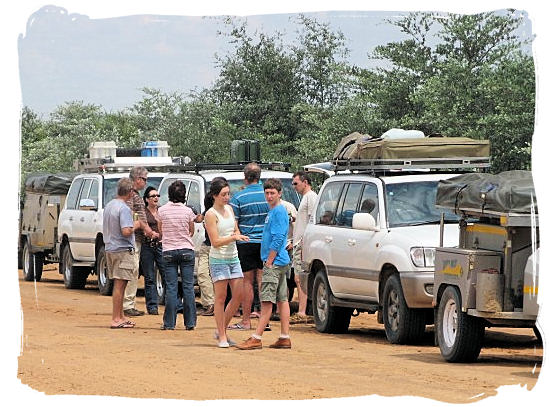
[435,170,537,214]
[24,173,77,194]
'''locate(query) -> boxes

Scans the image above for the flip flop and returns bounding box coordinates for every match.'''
[250,311,260,318]
[227,322,250,330]
[110,321,135,329]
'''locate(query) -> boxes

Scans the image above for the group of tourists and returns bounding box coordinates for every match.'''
[103,163,318,350]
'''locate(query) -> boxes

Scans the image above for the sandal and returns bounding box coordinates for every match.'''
[227,322,250,330]
[250,311,261,318]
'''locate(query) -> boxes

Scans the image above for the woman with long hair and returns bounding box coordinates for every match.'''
[158,181,196,330]
[204,178,249,347]
[140,186,165,315]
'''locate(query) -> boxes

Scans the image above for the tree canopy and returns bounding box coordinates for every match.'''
[20,11,534,183]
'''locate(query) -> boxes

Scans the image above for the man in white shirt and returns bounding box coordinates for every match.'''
[290,171,318,323]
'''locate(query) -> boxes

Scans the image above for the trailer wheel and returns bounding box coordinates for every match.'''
[22,240,43,282]
[62,244,88,289]
[96,245,113,296]
[382,274,426,344]
[312,270,352,333]
[437,285,485,362]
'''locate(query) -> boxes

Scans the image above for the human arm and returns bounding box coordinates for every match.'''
[205,211,248,248]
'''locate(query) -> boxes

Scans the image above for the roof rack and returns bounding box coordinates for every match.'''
[332,156,490,173]
[164,161,291,174]
[75,157,177,173]
[76,157,291,174]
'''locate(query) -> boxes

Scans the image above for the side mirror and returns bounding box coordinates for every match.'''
[352,212,379,232]
[79,198,97,211]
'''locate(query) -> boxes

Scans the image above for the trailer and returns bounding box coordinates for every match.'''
[432,170,539,362]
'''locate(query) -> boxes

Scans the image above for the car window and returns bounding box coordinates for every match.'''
[66,178,84,210]
[315,181,344,225]
[358,183,379,225]
[159,178,190,207]
[335,183,363,227]
[88,179,99,206]
[187,181,201,213]
[79,179,92,207]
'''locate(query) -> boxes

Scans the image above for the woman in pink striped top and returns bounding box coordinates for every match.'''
[158,181,196,330]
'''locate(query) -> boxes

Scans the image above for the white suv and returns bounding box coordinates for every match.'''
[300,171,460,344]
[57,171,167,294]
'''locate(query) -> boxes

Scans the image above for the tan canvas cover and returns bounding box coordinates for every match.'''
[350,137,490,160]
[333,132,372,160]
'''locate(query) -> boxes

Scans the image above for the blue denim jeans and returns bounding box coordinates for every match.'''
[140,243,165,312]
[162,248,196,329]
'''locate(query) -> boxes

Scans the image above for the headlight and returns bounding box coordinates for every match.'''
[410,247,436,268]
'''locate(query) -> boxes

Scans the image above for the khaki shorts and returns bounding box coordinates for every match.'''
[106,250,138,281]
[292,242,303,274]
[260,263,290,304]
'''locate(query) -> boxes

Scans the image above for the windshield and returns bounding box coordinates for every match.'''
[103,176,163,207]
[385,181,460,227]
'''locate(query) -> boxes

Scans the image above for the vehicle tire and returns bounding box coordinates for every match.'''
[22,240,43,282]
[436,285,485,362]
[156,266,165,305]
[96,246,113,296]
[61,244,88,289]
[534,326,542,343]
[382,274,426,344]
[312,270,352,334]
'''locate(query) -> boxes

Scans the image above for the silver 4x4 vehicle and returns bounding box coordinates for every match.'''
[300,158,489,344]
[57,163,167,294]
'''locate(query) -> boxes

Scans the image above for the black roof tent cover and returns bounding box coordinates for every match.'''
[436,170,537,214]
[24,173,77,194]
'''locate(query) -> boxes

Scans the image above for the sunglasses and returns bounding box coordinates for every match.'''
[139,176,148,182]
[147,194,160,198]
[292,182,299,186]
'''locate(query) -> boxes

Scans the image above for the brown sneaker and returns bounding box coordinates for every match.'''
[200,304,215,316]
[235,337,262,350]
[269,337,291,349]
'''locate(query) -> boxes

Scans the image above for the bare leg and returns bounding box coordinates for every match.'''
[240,270,254,328]
[254,301,273,337]
[112,279,129,325]
[224,278,243,328]
[295,274,308,315]
[278,300,290,336]
[213,280,229,342]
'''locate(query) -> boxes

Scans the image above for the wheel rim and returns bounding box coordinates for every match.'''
[316,279,328,323]
[98,253,107,287]
[156,268,164,297]
[387,288,400,331]
[63,247,72,281]
[442,297,458,347]
[23,244,30,277]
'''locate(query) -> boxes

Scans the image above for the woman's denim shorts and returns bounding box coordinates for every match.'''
[209,260,243,282]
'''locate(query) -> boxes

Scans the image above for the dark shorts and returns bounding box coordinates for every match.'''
[237,243,263,273]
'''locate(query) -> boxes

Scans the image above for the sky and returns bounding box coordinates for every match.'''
[3,1,550,406]
[17,6,533,116]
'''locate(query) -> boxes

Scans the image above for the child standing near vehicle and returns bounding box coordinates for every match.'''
[236,178,291,350]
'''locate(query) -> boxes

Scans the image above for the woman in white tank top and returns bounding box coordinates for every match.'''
[204,178,249,348]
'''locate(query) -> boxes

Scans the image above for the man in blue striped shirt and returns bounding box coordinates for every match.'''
[229,162,269,330]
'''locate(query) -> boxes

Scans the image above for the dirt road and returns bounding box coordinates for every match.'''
[16,265,543,403]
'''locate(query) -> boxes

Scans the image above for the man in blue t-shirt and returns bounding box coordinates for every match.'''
[229,163,269,330]
[236,178,291,350]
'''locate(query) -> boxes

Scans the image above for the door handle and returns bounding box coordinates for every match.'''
[80,217,85,222]
[324,236,333,243]
[348,239,356,246]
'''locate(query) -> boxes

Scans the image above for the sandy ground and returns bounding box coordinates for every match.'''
[16,265,544,403]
